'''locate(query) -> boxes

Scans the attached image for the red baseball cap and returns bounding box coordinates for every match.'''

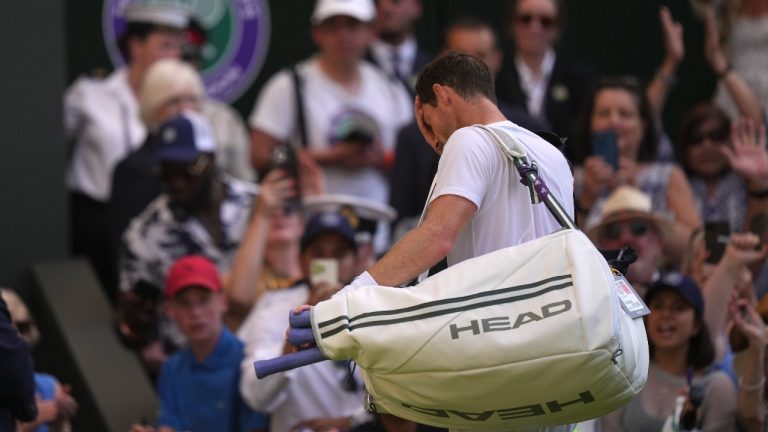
[165,255,222,298]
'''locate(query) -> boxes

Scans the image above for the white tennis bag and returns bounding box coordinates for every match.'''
[310,126,649,430]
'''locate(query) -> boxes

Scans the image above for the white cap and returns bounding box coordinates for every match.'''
[303,194,397,245]
[124,1,190,29]
[139,59,204,127]
[311,0,375,24]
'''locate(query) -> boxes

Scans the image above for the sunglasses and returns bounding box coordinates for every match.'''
[687,128,729,145]
[602,220,652,241]
[13,320,33,335]
[159,155,211,182]
[515,13,557,28]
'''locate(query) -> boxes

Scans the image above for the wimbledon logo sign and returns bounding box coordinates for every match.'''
[103,0,270,102]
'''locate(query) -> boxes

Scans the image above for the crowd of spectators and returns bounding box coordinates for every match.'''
[4,0,768,430]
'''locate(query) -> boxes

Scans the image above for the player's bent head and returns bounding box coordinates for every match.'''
[415,51,496,106]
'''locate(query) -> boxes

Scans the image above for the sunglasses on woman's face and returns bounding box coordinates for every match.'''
[515,13,557,29]
[687,127,729,145]
[602,219,652,241]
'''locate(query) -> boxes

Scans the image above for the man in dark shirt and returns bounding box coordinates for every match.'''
[0,294,37,429]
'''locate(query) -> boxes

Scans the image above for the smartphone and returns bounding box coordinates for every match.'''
[591,130,619,170]
[704,221,731,264]
[309,259,338,286]
[269,143,301,212]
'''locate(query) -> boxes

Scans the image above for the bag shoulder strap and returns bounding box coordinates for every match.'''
[473,124,576,230]
[290,65,308,148]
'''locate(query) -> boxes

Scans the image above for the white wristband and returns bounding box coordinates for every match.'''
[348,408,374,427]
[334,271,378,297]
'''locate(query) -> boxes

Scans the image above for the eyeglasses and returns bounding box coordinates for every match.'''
[687,128,729,145]
[602,220,652,240]
[515,13,557,29]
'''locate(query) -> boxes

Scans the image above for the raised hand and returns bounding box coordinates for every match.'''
[720,232,768,275]
[580,156,615,207]
[660,6,684,69]
[722,118,768,186]
[255,169,297,215]
[297,149,325,196]
[729,298,766,351]
[703,6,729,76]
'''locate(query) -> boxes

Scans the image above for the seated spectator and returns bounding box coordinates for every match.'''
[116,112,256,373]
[587,186,673,292]
[600,273,737,431]
[239,211,374,431]
[1,289,78,432]
[130,256,268,432]
[573,77,701,263]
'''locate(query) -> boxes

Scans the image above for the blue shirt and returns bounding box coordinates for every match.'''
[31,373,57,432]
[157,328,268,431]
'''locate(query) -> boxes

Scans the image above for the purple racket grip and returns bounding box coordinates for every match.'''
[254,347,327,379]
[289,309,312,329]
[288,327,317,347]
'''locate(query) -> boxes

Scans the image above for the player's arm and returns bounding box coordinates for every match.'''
[368,194,476,287]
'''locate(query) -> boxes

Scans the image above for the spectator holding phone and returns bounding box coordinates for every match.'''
[223,169,303,330]
[573,77,701,263]
[238,211,374,432]
[685,230,766,365]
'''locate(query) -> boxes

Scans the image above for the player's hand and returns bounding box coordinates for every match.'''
[414,96,438,150]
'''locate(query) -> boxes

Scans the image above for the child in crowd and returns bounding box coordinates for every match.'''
[131,256,268,432]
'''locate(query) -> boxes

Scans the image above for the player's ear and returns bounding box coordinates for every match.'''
[432,84,450,106]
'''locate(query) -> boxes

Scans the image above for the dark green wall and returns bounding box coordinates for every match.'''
[0,2,68,292]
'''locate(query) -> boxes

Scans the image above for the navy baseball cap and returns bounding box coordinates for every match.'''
[154,111,216,163]
[645,272,704,316]
[301,211,357,252]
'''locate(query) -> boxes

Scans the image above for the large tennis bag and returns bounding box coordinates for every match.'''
[309,228,648,430]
